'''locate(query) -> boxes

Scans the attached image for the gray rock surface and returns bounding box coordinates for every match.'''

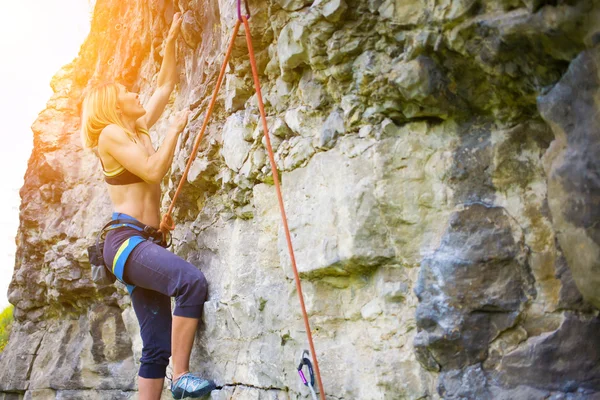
[493,313,600,392]
[1,0,600,399]
[539,45,600,310]
[414,204,534,372]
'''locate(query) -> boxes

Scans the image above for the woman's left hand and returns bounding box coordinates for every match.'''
[167,12,183,43]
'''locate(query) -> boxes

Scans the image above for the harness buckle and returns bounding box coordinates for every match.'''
[142,225,168,248]
[143,225,157,236]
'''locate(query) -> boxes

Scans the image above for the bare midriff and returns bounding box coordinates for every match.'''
[107,181,162,229]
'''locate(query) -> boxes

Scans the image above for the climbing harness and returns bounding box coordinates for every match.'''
[298,350,318,400]
[158,2,327,399]
[88,213,171,293]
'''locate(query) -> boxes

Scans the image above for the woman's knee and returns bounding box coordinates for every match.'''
[172,267,208,319]
[181,268,208,302]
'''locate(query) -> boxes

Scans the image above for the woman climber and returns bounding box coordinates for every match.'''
[80,12,215,399]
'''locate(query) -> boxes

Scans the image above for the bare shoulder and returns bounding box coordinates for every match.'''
[98,124,129,149]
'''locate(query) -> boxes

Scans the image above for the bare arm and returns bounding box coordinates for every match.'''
[140,13,183,129]
[99,111,190,184]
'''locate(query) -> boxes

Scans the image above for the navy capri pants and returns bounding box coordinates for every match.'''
[103,213,208,379]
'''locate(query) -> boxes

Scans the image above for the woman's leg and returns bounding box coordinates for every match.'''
[128,286,172,400]
[172,316,199,380]
[123,240,210,382]
[138,377,164,400]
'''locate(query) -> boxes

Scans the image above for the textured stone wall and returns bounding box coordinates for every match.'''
[1,0,600,399]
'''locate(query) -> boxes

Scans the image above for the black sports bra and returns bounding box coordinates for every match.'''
[100,159,145,185]
[100,128,149,185]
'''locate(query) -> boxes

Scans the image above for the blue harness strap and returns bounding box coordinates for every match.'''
[109,213,146,294]
[112,236,145,294]
[111,212,145,232]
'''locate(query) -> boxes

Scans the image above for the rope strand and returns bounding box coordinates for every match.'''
[160,20,241,236]
[242,16,326,400]
[160,14,327,400]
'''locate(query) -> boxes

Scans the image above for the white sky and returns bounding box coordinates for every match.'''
[0,1,92,308]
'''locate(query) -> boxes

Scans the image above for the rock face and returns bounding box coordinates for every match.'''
[1,0,600,399]
[414,204,535,373]
[538,45,600,310]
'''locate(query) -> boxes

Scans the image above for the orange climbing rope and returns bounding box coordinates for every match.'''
[242,14,327,400]
[159,5,327,399]
[160,20,241,234]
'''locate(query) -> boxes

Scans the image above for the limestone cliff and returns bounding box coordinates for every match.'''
[1,0,600,399]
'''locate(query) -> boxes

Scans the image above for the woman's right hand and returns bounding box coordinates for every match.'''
[167,12,183,44]
[169,109,191,135]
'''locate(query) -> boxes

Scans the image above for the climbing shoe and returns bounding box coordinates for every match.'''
[171,372,216,399]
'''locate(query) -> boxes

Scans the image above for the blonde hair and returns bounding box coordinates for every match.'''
[80,82,138,150]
